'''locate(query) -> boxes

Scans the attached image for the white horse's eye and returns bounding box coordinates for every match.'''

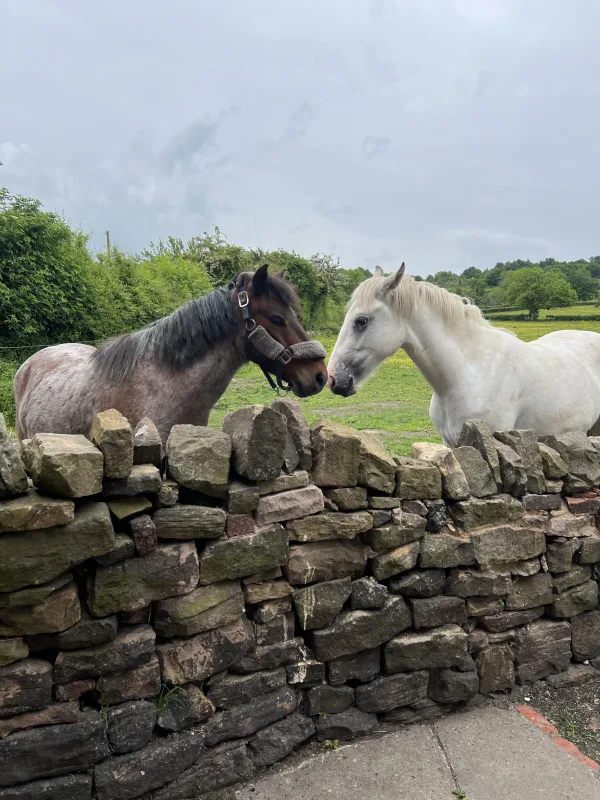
[355,315,369,329]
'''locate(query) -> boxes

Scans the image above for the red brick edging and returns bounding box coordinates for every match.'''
[516,704,600,771]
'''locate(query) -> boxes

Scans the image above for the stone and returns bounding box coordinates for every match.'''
[204,686,296,746]
[156,616,255,683]
[363,512,426,553]
[328,648,380,685]
[419,532,475,569]
[547,511,596,539]
[107,700,156,754]
[132,417,162,467]
[571,610,600,660]
[0,414,28,498]
[91,409,133,479]
[166,424,231,493]
[255,612,295,646]
[0,659,51,718]
[0,583,80,636]
[389,569,446,598]
[26,434,103,498]
[155,593,244,638]
[411,443,470,501]
[232,638,308,674]
[102,464,161,497]
[155,580,241,632]
[314,707,377,741]
[89,542,199,616]
[480,607,545,633]
[206,668,287,709]
[382,697,447,725]
[470,524,546,567]
[446,568,511,597]
[395,457,442,500]
[244,580,293,605]
[368,496,400,510]
[426,499,447,532]
[95,656,161,704]
[226,514,255,538]
[305,684,354,715]
[293,578,352,630]
[513,619,571,683]
[284,539,367,586]
[0,774,92,799]
[147,741,252,800]
[466,597,503,617]
[324,487,368,511]
[0,575,73,610]
[351,577,388,609]
[546,664,597,688]
[106,496,152,522]
[0,502,115,594]
[495,430,546,494]
[550,580,598,618]
[448,495,523,530]
[385,625,468,672]
[129,514,156,555]
[223,405,287,481]
[553,565,592,593]
[476,644,515,693]
[53,625,154,684]
[199,527,288,583]
[355,671,428,713]
[538,442,568,479]
[495,440,528,497]
[457,420,502,487]
[566,495,600,515]
[370,541,420,581]
[428,668,479,703]
[0,491,74,533]
[310,597,411,661]
[120,607,151,626]
[0,713,109,787]
[95,534,135,567]
[282,429,301,474]
[402,499,428,515]
[356,430,396,493]
[226,480,259,514]
[410,596,467,629]
[153,505,226,539]
[546,539,581,573]
[505,573,553,610]
[0,639,28,667]
[468,630,489,654]
[157,684,214,731]
[522,494,562,511]
[369,510,391,527]
[157,480,178,507]
[0,701,79,737]
[453,446,497,497]
[272,398,312,471]
[55,679,95,703]
[506,558,542,577]
[287,511,372,544]
[258,470,309,496]
[580,535,600,563]
[248,712,314,767]
[254,486,324,528]
[310,421,361,488]
[539,432,600,491]
[94,733,202,800]
[286,660,326,687]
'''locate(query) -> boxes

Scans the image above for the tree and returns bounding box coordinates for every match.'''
[502,267,577,320]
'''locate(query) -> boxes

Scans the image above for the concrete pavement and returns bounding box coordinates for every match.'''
[233,707,600,800]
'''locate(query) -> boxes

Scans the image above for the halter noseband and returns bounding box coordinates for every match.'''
[235,288,326,394]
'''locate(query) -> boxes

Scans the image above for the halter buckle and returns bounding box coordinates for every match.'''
[238,291,249,308]
[278,349,292,365]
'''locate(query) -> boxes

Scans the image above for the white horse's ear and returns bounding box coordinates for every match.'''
[378,262,405,295]
[374,265,384,277]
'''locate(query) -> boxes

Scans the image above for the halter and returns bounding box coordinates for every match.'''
[235,288,326,393]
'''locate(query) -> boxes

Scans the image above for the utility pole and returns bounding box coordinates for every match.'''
[105,231,111,258]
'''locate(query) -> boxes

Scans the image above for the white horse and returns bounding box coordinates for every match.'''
[327,265,600,445]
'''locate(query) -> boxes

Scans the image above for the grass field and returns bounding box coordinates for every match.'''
[3,318,600,454]
[486,305,600,319]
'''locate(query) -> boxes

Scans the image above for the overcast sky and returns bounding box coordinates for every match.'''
[2,0,600,275]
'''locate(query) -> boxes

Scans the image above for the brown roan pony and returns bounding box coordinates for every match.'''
[14,266,328,441]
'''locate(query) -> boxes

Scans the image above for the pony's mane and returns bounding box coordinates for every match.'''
[93,273,301,382]
[353,273,499,330]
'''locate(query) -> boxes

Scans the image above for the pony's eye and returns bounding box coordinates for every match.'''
[270,315,284,326]
[355,315,369,329]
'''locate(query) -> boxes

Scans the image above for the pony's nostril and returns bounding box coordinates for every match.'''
[315,372,326,389]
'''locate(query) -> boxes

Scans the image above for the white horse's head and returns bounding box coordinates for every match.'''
[328,263,406,396]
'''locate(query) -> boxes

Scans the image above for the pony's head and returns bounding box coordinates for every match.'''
[328,263,406,396]
[233,265,328,397]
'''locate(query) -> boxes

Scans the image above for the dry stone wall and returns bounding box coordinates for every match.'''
[1,404,600,798]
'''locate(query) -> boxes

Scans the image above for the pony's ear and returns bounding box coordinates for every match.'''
[276,268,287,280]
[377,263,405,296]
[374,265,384,277]
[251,264,269,295]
